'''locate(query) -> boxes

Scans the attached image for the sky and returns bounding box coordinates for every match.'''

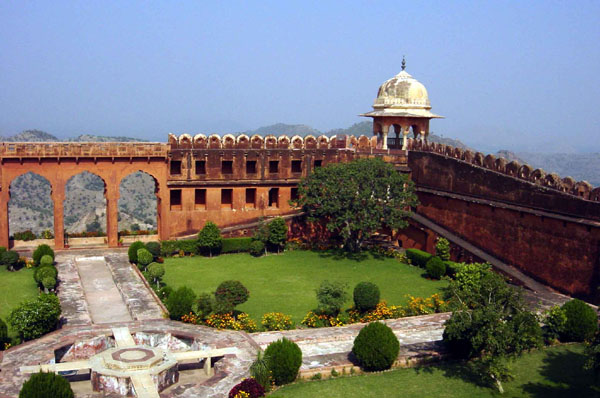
[1,1,599,153]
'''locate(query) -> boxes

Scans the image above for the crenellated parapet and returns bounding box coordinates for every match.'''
[0,142,169,159]
[407,138,600,202]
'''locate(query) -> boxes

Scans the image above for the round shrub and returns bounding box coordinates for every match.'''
[145,241,161,259]
[352,321,399,371]
[2,250,20,270]
[0,317,7,347]
[426,256,446,280]
[34,266,58,284]
[166,286,196,321]
[127,241,146,263]
[215,280,250,308]
[19,371,74,398]
[353,282,380,312]
[40,254,53,268]
[9,294,61,341]
[42,277,57,291]
[137,248,153,268]
[561,299,598,342]
[264,338,302,385]
[249,240,265,257]
[32,244,54,266]
[228,377,265,398]
[147,263,165,288]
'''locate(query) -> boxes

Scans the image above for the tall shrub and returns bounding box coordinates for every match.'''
[166,286,196,320]
[352,322,399,371]
[264,338,302,385]
[435,237,451,261]
[316,280,348,316]
[128,241,146,263]
[267,217,288,253]
[197,221,222,257]
[19,372,74,398]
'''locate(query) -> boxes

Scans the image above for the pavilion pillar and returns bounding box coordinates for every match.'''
[382,124,389,150]
[420,131,426,142]
[106,185,120,247]
[52,183,65,249]
[402,127,410,150]
[0,189,9,248]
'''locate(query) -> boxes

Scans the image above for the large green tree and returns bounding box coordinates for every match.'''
[292,158,418,251]
[197,221,222,257]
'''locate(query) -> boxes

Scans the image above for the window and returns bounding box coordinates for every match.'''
[268,188,279,208]
[290,187,299,201]
[221,189,233,209]
[314,159,322,168]
[245,188,256,208]
[269,160,279,174]
[194,189,206,210]
[170,189,182,210]
[246,160,257,174]
[222,160,233,174]
[195,160,206,175]
[291,160,302,173]
[170,160,182,175]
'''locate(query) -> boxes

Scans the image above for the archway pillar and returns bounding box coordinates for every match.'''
[382,124,389,150]
[0,189,9,248]
[402,126,410,150]
[52,183,65,249]
[106,185,120,247]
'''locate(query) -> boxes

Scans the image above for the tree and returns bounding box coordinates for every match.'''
[293,158,418,251]
[215,280,249,313]
[267,217,288,253]
[316,280,348,316]
[197,221,222,257]
[443,267,542,393]
[252,218,269,255]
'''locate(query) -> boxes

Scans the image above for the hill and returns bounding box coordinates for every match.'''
[246,123,321,137]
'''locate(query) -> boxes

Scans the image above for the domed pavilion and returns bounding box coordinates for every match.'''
[360,57,443,150]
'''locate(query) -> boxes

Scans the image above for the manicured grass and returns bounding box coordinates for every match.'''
[0,267,39,338]
[162,250,447,323]
[270,344,597,398]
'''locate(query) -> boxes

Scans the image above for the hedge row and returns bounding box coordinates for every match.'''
[161,237,253,257]
[221,237,253,253]
[405,248,432,268]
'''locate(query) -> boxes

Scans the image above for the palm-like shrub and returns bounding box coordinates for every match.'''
[353,282,380,312]
[264,338,302,385]
[19,371,74,398]
[352,322,399,371]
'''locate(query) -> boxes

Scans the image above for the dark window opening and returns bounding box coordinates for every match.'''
[246,160,257,174]
[195,160,206,175]
[195,189,206,210]
[222,160,233,174]
[170,189,182,210]
[314,159,322,168]
[290,187,299,202]
[170,160,182,175]
[221,189,233,208]
[268,188,279,208]
[269,161,279,174]
[245,188,256,208]
[291,160,302,173]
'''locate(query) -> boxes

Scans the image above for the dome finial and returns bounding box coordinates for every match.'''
[401,56,406,71]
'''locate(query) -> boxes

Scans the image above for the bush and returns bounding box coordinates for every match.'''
[221,237,253,253]
[19,371,74,398]
[250,350,272,391]
[197,221,222,256]
[264,338,302,385]
[542,305,567,343]
[160,240,179,257]
[561,299,598,342]
[426,256,446,279]
[32,244,54,266]
[229,377,265,398]
[316,280,348,316]
[42,277,57,291]
[145,241,161,259]
[137,248,153,269]
[435,237,451,261]
[352,321,399,371]
[128,241,146,263]
[405,248,432,268]
[39,254,53,268]
[166,286,196,321]
[0,246,6,264]
[261,312,295,331]
[196,293,215,320]
[249,240,265,257]
[177,239,199,255]
[147,263,165,288]
[444,261,464,278]
[267,217,288,253]
[13,230,36,241]
[215,280,249,312]
[9,294,61,341]
[353,282,380,312]
[2,250,20,271]
[0,317,7,347]
[34,266,58,284]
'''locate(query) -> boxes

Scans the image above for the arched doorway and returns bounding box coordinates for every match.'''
[8,172,54,243]
[118,171,159,238]
[64,172,107,246]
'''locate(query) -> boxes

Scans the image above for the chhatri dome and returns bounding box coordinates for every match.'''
[361,57,443,150]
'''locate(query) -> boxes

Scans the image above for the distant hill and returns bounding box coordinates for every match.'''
[67,134,148,142]
[246,123,321,137]
[516,152,600,187]
[2,129,60,142]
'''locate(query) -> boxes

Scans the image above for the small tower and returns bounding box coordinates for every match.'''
[360,58,443,150]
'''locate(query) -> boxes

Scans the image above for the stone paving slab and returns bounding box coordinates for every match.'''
[56,254,93,326]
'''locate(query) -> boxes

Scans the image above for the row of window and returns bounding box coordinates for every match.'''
[170,159,322,176]
[169,187,299,211]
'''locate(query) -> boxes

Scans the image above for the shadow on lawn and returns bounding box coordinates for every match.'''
[520,346,598,398]
[315,248,392,262]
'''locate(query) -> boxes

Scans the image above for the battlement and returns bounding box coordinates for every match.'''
[0,142,169,159]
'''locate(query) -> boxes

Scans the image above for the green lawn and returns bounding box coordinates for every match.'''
[162,250,447,323]
[270,344,597,398]
[0,267,39,338]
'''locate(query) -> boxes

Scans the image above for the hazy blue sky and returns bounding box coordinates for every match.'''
[1,1,599,152]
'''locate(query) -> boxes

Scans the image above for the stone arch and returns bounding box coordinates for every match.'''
[64,171,107,241]
[222,134,236,149]
[505,161,520,177]
[494,157,507,173]
[357,135,371,150]
[304,135,317,149]
[562,177,576,192]
[236,134,250,149]
[168,133,178,146]
[208,134,221,149]
[250,135,264,149]
[542,173,562,189]
[473,152,484,166]
[530,168,546,184]
[518,164,533,180]
[118,171,159,234]
[265,135,277,149]
[589,187,600,202]
[178,134,192,148]
[462,150,474,163]
[572,181,592,199]
[445,145,454,157]
[453,147,463,159]
[8,172,54,240]
[278,135,290,149]
[291,135,303,149]
[193,134,207,148]
[317,135,329,149]
[349,135,358,148]
[483,154,496,169]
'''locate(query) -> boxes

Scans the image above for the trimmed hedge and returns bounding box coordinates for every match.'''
[426,256,446,279]
[352,321,400,371]
[221,237,253,253]
[128,241,146,263]
[32,244,54,266]
[264,338,302,385]
[353,282,380,312]
[405,248,432,268]
[160,239,198,257]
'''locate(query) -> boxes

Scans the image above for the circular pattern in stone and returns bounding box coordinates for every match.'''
[112,347,155,363]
